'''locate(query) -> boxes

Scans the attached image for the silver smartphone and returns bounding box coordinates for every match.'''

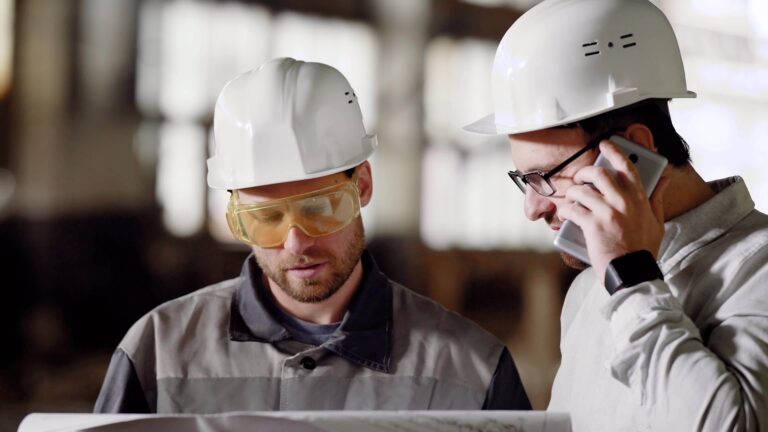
[553,135,668,264]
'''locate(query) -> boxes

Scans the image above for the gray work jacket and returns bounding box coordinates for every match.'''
[94,251,530,413]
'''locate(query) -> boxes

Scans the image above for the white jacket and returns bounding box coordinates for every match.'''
[549,177,768,431]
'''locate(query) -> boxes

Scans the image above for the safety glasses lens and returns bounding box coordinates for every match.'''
[228,183,360,247]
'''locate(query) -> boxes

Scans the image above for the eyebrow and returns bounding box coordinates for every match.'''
[521,164,556,173]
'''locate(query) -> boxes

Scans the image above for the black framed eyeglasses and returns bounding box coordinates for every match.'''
[507,136,602,197]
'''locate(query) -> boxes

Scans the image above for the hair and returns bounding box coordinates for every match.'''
[569,99,691,167]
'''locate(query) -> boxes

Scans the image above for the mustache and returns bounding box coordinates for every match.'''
[279,252,331,271]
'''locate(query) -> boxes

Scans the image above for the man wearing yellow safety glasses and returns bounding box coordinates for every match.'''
[94,58,531,413]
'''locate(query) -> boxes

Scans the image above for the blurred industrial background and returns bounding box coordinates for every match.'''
[0,0,767,429]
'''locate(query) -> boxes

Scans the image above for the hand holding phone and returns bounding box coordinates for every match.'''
[553,135,668,265]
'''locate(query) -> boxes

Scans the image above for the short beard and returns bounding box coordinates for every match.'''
[560,252,589,270]
[257,219,366,304]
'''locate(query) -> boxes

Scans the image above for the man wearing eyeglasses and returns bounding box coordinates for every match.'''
[94,58,531,413]
[466,0,768,431]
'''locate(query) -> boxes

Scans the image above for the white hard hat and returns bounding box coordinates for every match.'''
[207,58,377,189]
[464,0,696,136]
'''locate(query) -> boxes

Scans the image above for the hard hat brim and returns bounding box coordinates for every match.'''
[463,91,697,137]
[462,114,513,136]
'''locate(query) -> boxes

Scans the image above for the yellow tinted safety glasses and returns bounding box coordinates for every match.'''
[226,181,361,247]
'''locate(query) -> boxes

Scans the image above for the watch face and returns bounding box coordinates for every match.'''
[604,250,663,295]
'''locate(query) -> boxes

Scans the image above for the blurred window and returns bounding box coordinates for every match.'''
[421,37,553,250]
[660,0,768,212]
[156,122,207,237]
[0,0,14,99]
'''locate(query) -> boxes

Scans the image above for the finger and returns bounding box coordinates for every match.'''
[598,141,643,190]
[558,199,592,228]
[572,165,623,205]
[564,183,611,214]
[649,176,670,223]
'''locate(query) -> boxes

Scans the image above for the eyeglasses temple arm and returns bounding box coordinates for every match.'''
[542,139,601,180]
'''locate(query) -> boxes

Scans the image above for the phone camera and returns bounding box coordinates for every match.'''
[629,154,639,163]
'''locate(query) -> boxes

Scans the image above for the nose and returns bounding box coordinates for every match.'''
[282,225,316,255]
[524,187,557,222]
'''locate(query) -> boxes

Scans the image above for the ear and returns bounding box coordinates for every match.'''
[622,123,657,152]
[355,161,373,207]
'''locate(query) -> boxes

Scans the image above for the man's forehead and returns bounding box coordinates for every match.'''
[508,130,586,171]
[508,127,585,147]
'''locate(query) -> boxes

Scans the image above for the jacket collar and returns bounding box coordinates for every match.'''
[659,176,755,275]
[229,250,393,373]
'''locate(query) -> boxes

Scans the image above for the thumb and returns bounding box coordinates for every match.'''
[650,177,669,223]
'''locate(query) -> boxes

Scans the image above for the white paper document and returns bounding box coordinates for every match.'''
[19,411,571,432]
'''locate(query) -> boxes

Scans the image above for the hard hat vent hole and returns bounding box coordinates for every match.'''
[620,33,637,49]
[582,41,600,57]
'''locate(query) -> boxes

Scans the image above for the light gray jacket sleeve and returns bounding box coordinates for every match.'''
[605,274,768,431]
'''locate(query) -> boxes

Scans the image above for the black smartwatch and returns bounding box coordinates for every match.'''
[604,250,664,295]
